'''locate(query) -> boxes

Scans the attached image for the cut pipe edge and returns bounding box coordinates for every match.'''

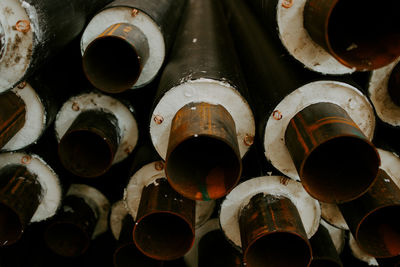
[239,193,312,267]
[304,0,400,71]
[165,102,242,201]
[285,102,380,203]
[133,177,195,260]
[83,23,149,94]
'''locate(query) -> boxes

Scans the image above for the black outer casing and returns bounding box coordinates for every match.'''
[102,0,187,54]
[153,0,249,111]
[16,0,112,89]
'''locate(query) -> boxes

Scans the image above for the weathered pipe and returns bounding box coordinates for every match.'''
[239,193,312,267]
[198,229,242,267]
[166,102,241,201]
[0,164,41,246]
[133,178,195,260]
[83,23,149,93]
[114,215,162,267]
[44,195,98,257]
[285,102,380,203]
[338,169,400,258]
[388,61,400,107]
[309,224,343,267]
[304,0,400,70]
[58,110,120,178]
[0,91,26,150]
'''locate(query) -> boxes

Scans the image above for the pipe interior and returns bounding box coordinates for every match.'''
[44,222,90,257]
[244,232,311,267]
[328,0,400,69]
[301,136,379,203]
[166,136,241,200]
[134,212,194,260]
[113,243,161,267]
[59,130,114,177]
[83,36,141,93]
[0,203,23,246]
[358,206,400,257]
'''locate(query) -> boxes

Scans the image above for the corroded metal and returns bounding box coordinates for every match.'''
[198,229,242,267]
[133,178,195,260]
[338,169,400,258]
[304,0,400,70]
[310,224,343,267]
[388,62,400,106]
[0,91,26,149]
[0,164,41,246]
[165,102,242,200]
[44,195,98,257]
[83,23,149,93]
[114,215,162,267]
[285,102,380,203]
[239,193,312,267]
[58,110,121,178]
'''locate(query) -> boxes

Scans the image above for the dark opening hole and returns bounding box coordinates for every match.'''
[310,259,341,267]
[358,206,400,257]
[114,243,162,267]
[59,130,113,177]
[83,36,141,93]
[0,203,23,246]
[134,212,194,260]
[328,0,400,69]
[301,136,379,203]
[388,62,400,106]
[166,136,241,200]
[245,232,311,267]
[44,222,90,257]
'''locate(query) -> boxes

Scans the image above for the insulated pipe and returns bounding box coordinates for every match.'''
[0,0,112,92]
[338,169,400,258]
[81,0,187,91]
[387,61,400,107]
[166,102,241,200]
[303,0,400,71]
[285,102,380,203]
[150,0,255,201]
[133,177,195,260]
[309,224,343,267]
[239,193,312,267]
[58,110,121,178]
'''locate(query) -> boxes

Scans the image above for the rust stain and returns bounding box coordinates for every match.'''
[290,119,309,154]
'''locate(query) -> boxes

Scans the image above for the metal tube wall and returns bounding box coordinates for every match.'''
[309,224,343,267]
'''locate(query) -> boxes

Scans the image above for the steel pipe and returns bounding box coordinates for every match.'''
[0,91,26,150]
[239,193,312,267]
[133,178,195,260]
[44,195,98,257]
[285,102,380,203]
[0,164,41,246]
[309,224,343,267]
[58,110,121,177]
[166,102,241,201]
[304,0,400,70]
[338,169,400,258]
[388,62,400,107]
[83,23,149,93]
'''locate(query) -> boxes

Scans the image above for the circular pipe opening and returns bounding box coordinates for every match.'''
[310,259,342,267]
[166,136,241,200]
[83,36,141,93]
[133,212,194,260]
[388,62,400,106]
[327,1,400,70]
[244,232,311,267]
[58,130,114,177]
[113,243,162,267]
[44,222,91,257]
[357,205,400,257]
[0,203,23,246]
[301,136,379,203]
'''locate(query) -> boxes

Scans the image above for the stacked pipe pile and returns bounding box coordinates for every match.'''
[0,0,400,266]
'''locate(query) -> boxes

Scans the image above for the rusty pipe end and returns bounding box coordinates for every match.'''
[133,178,195,260]
[285,102,380,203]
[388,62,400,106]
[304,0,400,70]
[58,110,120,178]
[166,102,242,201]
[239,193,312,267]
[113,243,163,267]
[83,23,149,93]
